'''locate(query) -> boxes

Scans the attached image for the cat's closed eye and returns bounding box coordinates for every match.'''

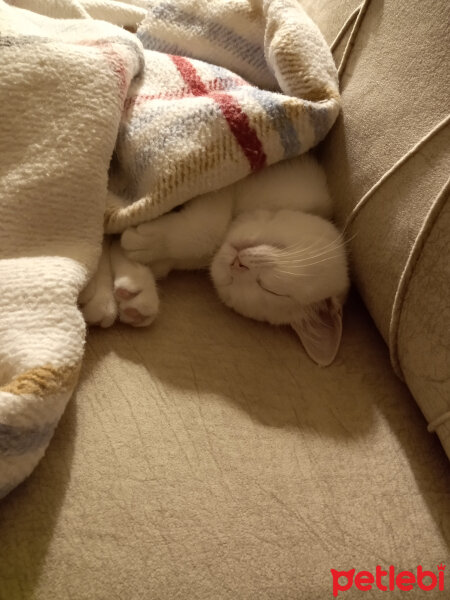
[257,278,288,297]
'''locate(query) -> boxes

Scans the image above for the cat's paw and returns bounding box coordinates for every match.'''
[121,223,167,265]
[113,266,159,327]
[79,278,118,328]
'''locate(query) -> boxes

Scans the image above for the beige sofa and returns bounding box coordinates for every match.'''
[1,0,449,598]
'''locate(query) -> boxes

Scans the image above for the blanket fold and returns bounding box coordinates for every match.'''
[0,0,340,497]
[105,0,340,231]
[0,0,143,497]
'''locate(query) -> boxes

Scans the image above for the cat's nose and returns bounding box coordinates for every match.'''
[231,256,249,271]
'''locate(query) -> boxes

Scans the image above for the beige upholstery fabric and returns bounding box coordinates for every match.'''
[302,0,450,456]
[1,273,449,599]
[1,2,449,598]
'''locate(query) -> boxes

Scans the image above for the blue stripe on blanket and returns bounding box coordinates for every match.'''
[249,89,301,159]
[145,2,267,73]
[305,102,333,145]
[137,29,186,56]
[0,422,54,456]
[121,100,221,191]
[207,64,246,89]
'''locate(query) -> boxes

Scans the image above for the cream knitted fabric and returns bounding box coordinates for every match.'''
[0,0,340,497]
[0,0,144,497]
[6,0,147,25]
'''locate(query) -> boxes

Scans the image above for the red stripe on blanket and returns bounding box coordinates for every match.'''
[170,55,266,172]
[211,92,266,171]
[171,55,208,95]
[124,77,250,111]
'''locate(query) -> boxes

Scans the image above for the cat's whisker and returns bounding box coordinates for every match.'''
[271,239,310,253]
[343,232,358,244]
[271,236,332,257]
[288,253,345,268]
[273,246,345,265]
[273,269,316,277]
[272,232,355,260]
[272,237,324,254]
[284,239,346,256]
[272,235,330,257]
[271,255,344,275]
[272,236,345,259]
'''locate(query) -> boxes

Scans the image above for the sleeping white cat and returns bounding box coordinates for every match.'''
[80,154,349,366]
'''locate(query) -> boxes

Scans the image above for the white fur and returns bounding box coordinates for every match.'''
[121,154,333,269]
[211,210,347,323]
[82,155,350,365]
[80,238,158,328]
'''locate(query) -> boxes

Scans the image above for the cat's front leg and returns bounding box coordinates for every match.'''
[79,237,118,327]
[121,190,233,270]
[110,240,159,327]
[121,217,171,266]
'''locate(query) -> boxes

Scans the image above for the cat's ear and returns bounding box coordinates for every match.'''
[291,297,343,367]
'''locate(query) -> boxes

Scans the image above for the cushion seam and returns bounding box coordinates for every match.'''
[388,174,450,379]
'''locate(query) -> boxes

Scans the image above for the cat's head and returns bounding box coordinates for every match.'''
[210,209,350,366]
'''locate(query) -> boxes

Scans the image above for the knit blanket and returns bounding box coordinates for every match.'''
[0,0,340,498]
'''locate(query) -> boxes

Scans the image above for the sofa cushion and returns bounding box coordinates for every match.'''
[0,273,448,599]
[301,0,450,457]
